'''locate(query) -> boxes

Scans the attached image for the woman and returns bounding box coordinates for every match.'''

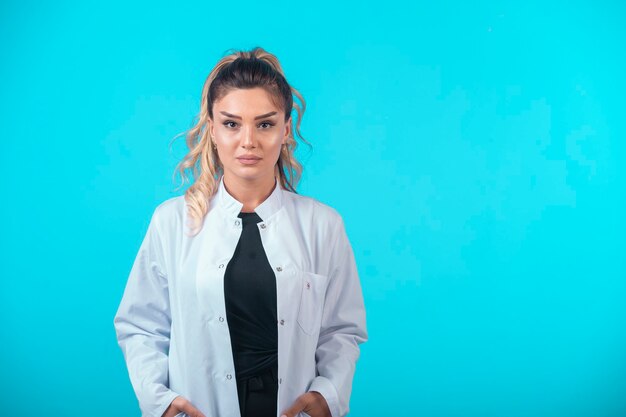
[113,47,368,417]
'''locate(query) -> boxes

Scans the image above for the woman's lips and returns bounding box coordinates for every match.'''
[237,157,261,165]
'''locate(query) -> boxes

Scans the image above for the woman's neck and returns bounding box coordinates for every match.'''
[222,174,277,213]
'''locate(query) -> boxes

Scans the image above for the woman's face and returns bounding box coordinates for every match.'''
[209,87,291,185]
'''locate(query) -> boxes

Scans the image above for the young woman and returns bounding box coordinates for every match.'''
[114,47,368,417]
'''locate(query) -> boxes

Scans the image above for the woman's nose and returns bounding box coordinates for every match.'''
[241,125,256,148]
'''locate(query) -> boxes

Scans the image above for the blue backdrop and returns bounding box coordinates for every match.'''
[1,1,624,416]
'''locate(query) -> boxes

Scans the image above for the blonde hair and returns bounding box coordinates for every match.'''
[170,47,309,236]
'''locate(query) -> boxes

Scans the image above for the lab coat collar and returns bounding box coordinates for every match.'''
[216,175,283,221]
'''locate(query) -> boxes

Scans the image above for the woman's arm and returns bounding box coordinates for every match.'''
[307,214,369,417]
[113,209,180,417]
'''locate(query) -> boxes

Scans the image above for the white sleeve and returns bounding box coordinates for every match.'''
[307,215,368,417]
[113,208,180,417]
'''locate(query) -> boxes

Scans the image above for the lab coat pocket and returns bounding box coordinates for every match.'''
[296,271,328,335]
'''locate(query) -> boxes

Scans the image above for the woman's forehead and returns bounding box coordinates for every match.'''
[214,88,282,117]
[217,87,273,106]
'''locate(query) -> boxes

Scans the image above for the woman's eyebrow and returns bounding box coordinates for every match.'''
[219,111,278,120]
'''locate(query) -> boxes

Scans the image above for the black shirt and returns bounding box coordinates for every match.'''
[224,211,278,380]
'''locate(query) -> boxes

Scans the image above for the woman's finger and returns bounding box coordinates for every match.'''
[179,401,207,417]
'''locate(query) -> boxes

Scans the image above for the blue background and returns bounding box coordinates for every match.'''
[1,1,624,416]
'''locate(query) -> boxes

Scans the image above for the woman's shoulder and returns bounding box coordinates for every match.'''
[150,195,187,231]
[154,194,186,215]
[282,190,344,225]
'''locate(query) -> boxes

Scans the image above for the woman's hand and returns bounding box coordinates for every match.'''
[280,391,331,417]
[161,396,206,417]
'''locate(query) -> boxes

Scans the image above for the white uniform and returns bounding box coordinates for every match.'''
[113,175,368,417]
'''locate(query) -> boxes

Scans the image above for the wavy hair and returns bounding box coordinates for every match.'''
[170,47,309,236]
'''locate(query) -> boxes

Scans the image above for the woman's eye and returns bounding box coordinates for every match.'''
[222,121,274,129]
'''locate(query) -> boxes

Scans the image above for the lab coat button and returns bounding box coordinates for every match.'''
[306,281,311,290]
[276,266,283,272]
[226,374,232,380]
[279,319,285,325]
[218,264,224,268]
[260,223,266,229]
[279,378,282,384]
[235,220,240,226]
[219,316,224,322]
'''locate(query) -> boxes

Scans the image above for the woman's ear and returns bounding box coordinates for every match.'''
[208,118,214,137]
[283,117,292,144]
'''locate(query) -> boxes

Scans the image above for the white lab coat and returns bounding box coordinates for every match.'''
[113,175,368,417]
